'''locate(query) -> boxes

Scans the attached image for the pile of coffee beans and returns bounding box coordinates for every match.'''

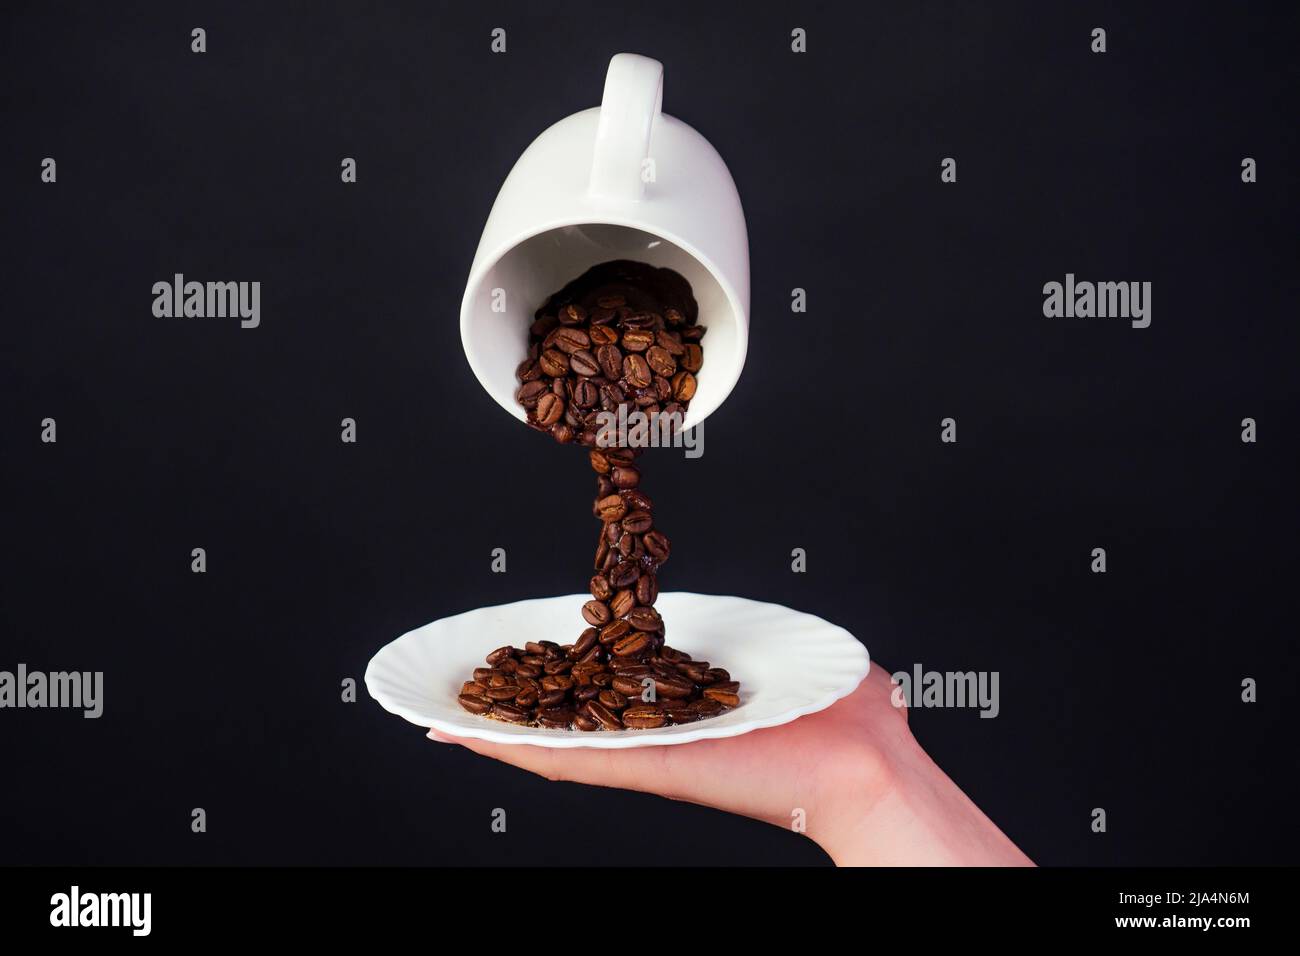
[455,260,741,731]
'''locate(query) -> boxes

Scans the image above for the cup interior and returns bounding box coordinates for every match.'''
[462,222,745,431]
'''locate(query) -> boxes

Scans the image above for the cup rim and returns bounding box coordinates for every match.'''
[460,215,748,433]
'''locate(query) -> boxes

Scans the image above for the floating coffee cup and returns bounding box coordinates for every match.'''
[460,53,750,432]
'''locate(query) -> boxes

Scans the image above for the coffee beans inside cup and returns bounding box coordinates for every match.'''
[456,260,741,730]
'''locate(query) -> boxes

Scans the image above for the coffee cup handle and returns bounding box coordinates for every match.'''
[588,53,663,203]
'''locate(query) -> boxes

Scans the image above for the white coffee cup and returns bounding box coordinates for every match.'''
[460,53,750,432]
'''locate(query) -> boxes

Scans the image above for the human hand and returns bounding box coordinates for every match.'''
[429,663,1033,866]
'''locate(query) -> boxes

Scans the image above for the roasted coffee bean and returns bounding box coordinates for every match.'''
[596,476,616,497]
[542,659,573,675]
[596,494,627,521]
[625,606,662,632]
[539,348,569,376]
[574,713,600,731]
[574,684,600,703]
[589,450,611,474]
[612,675,648,698]
[584,700,624,730]
[484,683,521,701]
[703,682,741,707]
[515,688,539,708]
[538,689,567,708]
[591,671,614,688]
[597,293,626,309]
[682,343,704,371]
[515,663,542,679]
[617,532,642,559]
[610,660,653,677]
[654,674,694,698]
[551,422,574,443]
[557,303,587,326]
[461,681,487,696]
[643,530,671,563]
[531,313,558,336]
[612,631,652,657]
[516,380,548,407]
[635,574,658,606]
[622,510,653,533]
[538,707,576,729]
[599,619,632,645]
[706,668,730,683]
[622,489,653,511]
[646,346,677,377]
[690,697,723,716]
[535,392,565,427]
[609,559,640,588]
[486,646,515,666]
[670,371,697,402]
[458,693,493,715]
[554,327,590,354]
[623,354,652,388]
[621,706,666,729]
[655,329,685,355]
[571,626,600,659]
[596,344,623,380]
[569,349,600,377]
[609,589,637,619]
[622,328,654,352]
[589,324,618,345]
[598,689,629,710]
[540,674,575,693]
[680,324,705,341]
[472,667,494,683]
[611,465,640,488]
[491,702,531,724]
[581,600,611,626]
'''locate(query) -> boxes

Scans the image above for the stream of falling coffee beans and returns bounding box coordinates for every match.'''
[456,260,741,731]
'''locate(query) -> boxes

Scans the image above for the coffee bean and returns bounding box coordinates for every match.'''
[611,465,640,488]
[596,495,626,521]
[584,700,624,730]
[596,344,623,380]
[621,510,652,534]
[599,619,631,645]
[621,706,666,729]
[515,688,539,708]
[611,675,645,697]
[571,626,600,659]
[612,631,652,657]
[516,379,548,407]
[554,327,590,354]
[689,697,723,717]
[539,348,569,376]
[609,559,640,588]
[663,706,699,724]
[623,354,652,388]
[461,681,486,696]
[670,371,697,402]
[581,600,611,626]
[643,531,671,563]
[569,349,600,377]
[626,606,662,632]
[622,328,654,352]
[538,707,576,729]
[486,646,515,666]
[635,574,658,606]
[609,589,636,619]
[535,392,565,427]
[589,324,618,345]
[617,532,641,559]
[517,357,543,381]
[485,683,521,701]
[654,674,694,698]
[538,689,567,708]
[557,303,587,326]
[574,713,600,731]
[680,324,705,341]
[458,693,493,715]
[492,702,532,723]
[531,314,558,336]
[646,346,677,377]
[703,682,740,707]
[622,489,654,512]
[597,294,626,309]
[588,574,613,602]
[598,689,629,710]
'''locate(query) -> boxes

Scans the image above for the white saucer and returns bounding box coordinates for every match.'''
[365,592,870,749]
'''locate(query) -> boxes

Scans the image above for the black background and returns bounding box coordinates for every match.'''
[2,1,1297,866]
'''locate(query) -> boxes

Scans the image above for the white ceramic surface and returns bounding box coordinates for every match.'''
[460,53,750,433]
[366,593,870,749]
